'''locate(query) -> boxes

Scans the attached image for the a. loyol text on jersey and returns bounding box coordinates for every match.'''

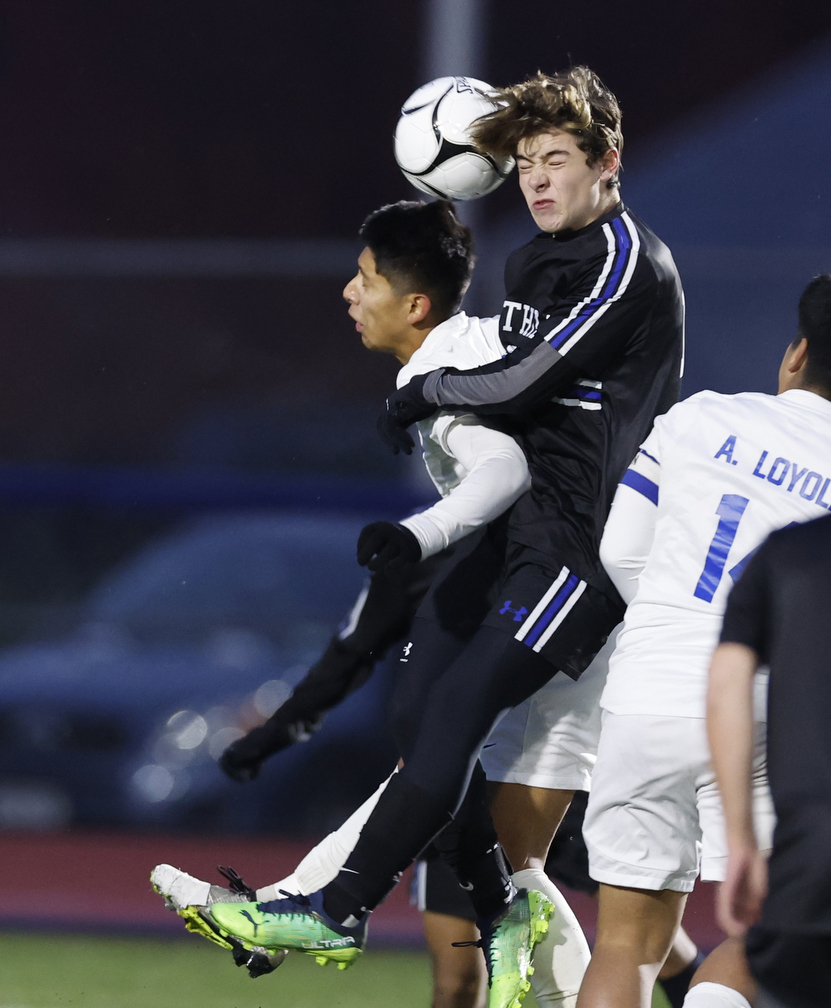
[600,388,831,718]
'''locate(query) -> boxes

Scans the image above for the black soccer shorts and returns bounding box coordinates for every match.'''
[418,520,622,681]
[480,541,622,680]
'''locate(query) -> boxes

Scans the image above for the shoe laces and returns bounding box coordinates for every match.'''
[452,935,495,982]
[278,889,311,907]
[217,865,256,900]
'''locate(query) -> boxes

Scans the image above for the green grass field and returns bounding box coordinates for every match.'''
[0,931,671,1008]
[0,932,432,1008]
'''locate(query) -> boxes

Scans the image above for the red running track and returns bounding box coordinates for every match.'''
[0,830,726,949]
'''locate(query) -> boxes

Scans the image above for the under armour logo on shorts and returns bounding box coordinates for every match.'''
[499,601,528,622]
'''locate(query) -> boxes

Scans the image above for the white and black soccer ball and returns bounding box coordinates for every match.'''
[394,76,514,201]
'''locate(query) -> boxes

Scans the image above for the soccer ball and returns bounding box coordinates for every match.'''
[394,77,514,201]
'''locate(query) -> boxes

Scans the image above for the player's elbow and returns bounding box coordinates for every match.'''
[598,533,623,581]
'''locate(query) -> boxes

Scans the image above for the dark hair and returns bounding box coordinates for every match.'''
[797,274,831,393]
[359,200,474,318]
[470,67,622,188]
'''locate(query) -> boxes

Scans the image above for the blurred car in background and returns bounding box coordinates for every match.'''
[0,511,399,836]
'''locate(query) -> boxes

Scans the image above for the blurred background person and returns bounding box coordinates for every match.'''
[710,511,831,1008]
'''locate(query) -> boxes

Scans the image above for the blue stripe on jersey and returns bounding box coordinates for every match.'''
[621,468,659,505]
[522,572,581,648]
[561,385,602,401]
[639,448,659,465]
[547,216,633,351]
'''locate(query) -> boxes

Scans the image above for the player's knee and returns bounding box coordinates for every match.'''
[595,889,683,962]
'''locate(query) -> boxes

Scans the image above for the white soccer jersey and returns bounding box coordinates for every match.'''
[599,388,831,718]
[396,312,531,558]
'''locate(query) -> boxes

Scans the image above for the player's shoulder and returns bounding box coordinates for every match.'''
[619,208,680,284]
[664,389,774,419]
[746,513,831,592]
[652,390,772,441]
[767,512,831,551]
[397,312,501,388]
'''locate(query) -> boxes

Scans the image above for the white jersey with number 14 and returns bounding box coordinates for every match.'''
[599,388,831,718]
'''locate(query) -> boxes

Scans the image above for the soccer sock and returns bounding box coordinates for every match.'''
[431,764,514,921]
[255,770,395,901]
[658,950,705,1008]
[512,868,590,1008]
[321,774,452,925]
[682,982,752,1008]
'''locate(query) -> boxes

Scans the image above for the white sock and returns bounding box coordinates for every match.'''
[255,770,396,900]
[512,868,590,1008]
[683,982,752,1008]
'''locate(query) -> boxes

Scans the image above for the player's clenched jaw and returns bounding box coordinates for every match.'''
[342,247,429,363]
[517,129,620,234]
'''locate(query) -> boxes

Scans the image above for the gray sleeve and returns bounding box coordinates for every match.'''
[421,340,568,415]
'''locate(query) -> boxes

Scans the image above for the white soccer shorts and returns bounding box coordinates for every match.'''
[480,628,619,791]
[583,711,774,892]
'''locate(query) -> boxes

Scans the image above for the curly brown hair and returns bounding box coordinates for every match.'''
[471,67,623,188]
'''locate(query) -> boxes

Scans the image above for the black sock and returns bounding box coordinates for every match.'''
[657,950,705,1008]
[431,764,514,921]
[319,879,371,928]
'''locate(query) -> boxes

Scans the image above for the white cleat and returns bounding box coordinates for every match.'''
[151,863,253,912]
[150,863,287,978]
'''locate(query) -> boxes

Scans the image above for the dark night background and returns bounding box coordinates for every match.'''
[0,1,829,834]
[0,2,826,472]
[0,1,828,467]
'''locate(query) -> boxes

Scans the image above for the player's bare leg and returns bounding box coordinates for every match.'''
[489,783,573,871]
[658,925,698,981]
[682,937,756,1008]
[490,783,590,1008]
[423,911,488,1008]
[655,925,704,1007]
[576,883,687,1008]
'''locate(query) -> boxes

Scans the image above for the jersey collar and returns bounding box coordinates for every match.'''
[397,312,468,385]
[779,387,831,419]
[409,312,469,360]
[539,200,625,242]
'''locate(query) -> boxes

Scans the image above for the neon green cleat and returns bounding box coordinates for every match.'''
[483,889,554,1008]
[208,889,367,970]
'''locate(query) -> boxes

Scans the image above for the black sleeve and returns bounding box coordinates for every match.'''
[420,240,656,416]
[277,548,448,721]
[719,543,771,662]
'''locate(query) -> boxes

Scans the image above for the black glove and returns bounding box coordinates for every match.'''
[219,714,323,783]
[377,374,436,455]
[357,521,422,572]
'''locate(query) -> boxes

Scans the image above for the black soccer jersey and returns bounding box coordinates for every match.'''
[420,202,684,597]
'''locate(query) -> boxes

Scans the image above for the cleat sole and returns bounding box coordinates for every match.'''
[180,906,235,951]
[309,947,362,969]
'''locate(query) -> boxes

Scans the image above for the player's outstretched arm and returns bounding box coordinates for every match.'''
[218,638,376,782]
[378,249,658,451]
[707,641,767,936]
[219,561,433,782]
